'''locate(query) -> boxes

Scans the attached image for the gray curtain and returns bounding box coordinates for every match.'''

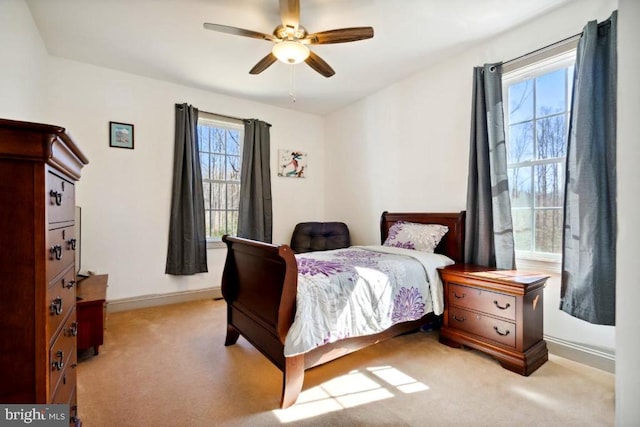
[165,103,208,275]
[237,119,272,243]
[465,63,516,269]
[560,11,617,325]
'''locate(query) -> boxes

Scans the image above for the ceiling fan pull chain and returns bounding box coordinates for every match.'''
[289,64,297,103]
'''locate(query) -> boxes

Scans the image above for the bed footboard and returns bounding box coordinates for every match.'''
[221,235,299,406]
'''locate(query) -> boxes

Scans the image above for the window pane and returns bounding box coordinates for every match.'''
[508,80,533,123]
[227,130,241,155]
[212,154,225,180]
[535,209,563,253]
[211,210,224,238]
[212,182,225,209]
[200,153,210,179]
[534,163,564,207]
[213,129,225,153]
[536,115,566,159]
[536,69,566,117]
[227,156,240,181]
[198,126,210,152]
[202,182,211,210]
[227,183,240,210]
[227,210,238,236]
[509,166,532,208]
[512,209,533,251]
[508,122,533,163]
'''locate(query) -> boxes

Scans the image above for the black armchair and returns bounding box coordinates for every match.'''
[290,222,351,254]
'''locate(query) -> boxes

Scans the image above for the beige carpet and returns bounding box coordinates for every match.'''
[76,299,614,426]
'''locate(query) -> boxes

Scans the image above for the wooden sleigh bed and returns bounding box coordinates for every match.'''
[221,211,465,408]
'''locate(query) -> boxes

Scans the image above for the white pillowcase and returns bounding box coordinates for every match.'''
[383,221,449,252]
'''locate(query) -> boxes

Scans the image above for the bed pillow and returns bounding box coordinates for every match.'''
[383,221,449,252]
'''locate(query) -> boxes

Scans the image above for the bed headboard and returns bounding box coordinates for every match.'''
[380,211,466,264]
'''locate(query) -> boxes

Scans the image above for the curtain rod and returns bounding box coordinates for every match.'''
[200,110,246,123]
[502,32,582,72]
[174,104,245,122]
[199,109,272,127]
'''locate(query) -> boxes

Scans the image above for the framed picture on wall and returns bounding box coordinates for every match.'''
[278,149,307,178]
[109,121,134,149]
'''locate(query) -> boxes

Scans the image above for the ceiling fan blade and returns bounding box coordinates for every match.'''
[279,0,300,30]
[249,53,278,75]
[203,23,276,41]
[306,27,374,44]
[305,51,335,78]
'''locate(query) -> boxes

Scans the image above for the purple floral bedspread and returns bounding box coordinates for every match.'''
[283,246,453,357]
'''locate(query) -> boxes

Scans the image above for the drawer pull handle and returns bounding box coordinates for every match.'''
[453,292,465,299]
[493,300,511,310]
[67,238,77,250]
[493,326,510,337]
[452,314,465,322]
[50,297,63,315]
[52,350,64,371]
[67,321,78,337]
[49,190,62,206]
[50,245,62,260]
[64,279,75,289]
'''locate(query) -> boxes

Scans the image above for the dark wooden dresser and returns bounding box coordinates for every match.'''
[0,119,88,425]
[438,264,549,376]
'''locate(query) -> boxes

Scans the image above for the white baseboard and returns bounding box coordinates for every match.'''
[545,334,615,373]
[107,287,223,313]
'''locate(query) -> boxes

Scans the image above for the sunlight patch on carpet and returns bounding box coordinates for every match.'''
[273,366,429,423]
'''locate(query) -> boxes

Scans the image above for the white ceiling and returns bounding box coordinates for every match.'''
[26,0,573,116]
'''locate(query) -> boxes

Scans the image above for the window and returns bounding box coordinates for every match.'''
[197,114,243,242]
[503,49,575,263]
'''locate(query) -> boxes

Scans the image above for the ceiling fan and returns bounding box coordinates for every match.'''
[203,0,374,78]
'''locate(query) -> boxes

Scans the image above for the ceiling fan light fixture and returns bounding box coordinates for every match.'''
[272,41,309,64]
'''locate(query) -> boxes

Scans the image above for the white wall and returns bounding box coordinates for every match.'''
[0,0,48,120]
[325,0,617,353]
[1,1,325,301]
[616,0,640,424]
[43,60,325,301]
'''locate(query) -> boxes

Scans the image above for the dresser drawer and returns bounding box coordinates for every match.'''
[51,360,77,405]
[448,283,516,321]
[47,267,77,344]
[48,172,75,224]
[50,310,77,397]
[46,225,76,284]
[448,306,516,348]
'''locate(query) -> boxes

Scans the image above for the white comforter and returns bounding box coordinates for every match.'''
[283,245,454,357]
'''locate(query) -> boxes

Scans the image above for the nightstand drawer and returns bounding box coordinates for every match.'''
[448,283,516,321]
[448,306,516,348]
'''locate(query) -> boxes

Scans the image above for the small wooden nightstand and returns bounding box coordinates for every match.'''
[438,264,549,376]
[76,274,108,355]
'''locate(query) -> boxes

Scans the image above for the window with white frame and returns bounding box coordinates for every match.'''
[197,114,243,242]
[502,48,576,263]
